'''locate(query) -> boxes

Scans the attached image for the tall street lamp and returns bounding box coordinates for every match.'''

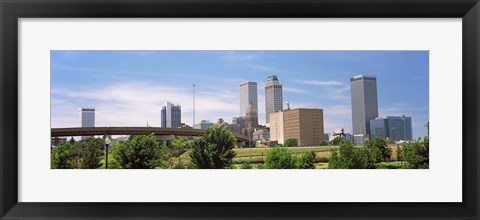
[104,136,111,169]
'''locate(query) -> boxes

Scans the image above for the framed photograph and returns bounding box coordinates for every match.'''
[1,0,479,219]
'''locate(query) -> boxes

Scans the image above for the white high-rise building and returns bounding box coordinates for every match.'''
[80,106,95,140]
[265,75,283,123]
[239,81,258,117]
[161,102,182,128]
[269,111,285,145]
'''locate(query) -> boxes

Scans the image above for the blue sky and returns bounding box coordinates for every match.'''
[51,51,429,139]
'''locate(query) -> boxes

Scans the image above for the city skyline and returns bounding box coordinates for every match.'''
[51,50,429,139]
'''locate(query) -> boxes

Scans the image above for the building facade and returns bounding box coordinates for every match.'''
[350,75,379,138]
[269,111,285,145]
[193,120,214,130]
[387,116,412,141]
[283,109,324,146]
[253,128,270,145]
[369,116,413,141]
[265,75,283,123]
[80,106,95,140]
[232,116,246,131]
[245,102,258,129]
[369,118,389,139]
[161,102,181,128]
[239,82,258,125]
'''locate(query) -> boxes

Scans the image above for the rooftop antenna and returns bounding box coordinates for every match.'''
[286,100,290,111]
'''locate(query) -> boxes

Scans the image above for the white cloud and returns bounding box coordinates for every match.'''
[294,80,344,86]
[283,87,308,94]
[51,81,239,128]
[329,86,351,100]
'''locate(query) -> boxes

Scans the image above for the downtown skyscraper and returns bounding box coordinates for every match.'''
[350,75,378,138]
[265,75,283,123]
[161,102,182,128]
[239,82,258,127]
[80,106,95,140]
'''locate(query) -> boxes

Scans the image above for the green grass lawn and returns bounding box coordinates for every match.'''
[174,145,406,169]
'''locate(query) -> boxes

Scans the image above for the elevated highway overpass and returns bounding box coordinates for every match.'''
[51,127,249,143]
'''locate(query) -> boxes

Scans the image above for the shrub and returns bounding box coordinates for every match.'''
[190,126,237,169]
[80,138,104,169]
[240,161,253,169]
[113,134,168,169]
[328,141,369,169]
[264,147,297,169]
[51,143,74,169]
[402,138,429,169]
[297,151,316,169]
[284,138,298,147]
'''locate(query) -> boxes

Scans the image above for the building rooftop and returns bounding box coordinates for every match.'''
[239,81,257,86]
[350,75,377,81]
[266,75,278,81]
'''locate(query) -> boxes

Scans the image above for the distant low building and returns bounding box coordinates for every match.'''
[253,127,270,145]
[194,120,214,130]
[51,137,67,146]
[369,115,413,141]
[228,123,242,135]
[323,133,329,142]
[232,116,246,131]
[180,123,192,129]
[269,108,324,146]
[353,134,368,145]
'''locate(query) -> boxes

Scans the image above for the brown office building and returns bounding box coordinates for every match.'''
[283,108,324,146]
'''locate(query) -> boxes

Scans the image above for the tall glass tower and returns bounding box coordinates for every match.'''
[265,75,283,124]
[80,106,95,140]
[350,75,378,137]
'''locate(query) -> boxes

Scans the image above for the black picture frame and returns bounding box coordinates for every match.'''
[1,0,479,219]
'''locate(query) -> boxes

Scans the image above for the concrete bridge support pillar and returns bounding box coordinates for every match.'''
[157,135,176,146]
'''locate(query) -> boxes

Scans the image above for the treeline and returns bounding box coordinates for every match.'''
[51,125,237,169]
[328,137,429,169]
[51,124,429,169]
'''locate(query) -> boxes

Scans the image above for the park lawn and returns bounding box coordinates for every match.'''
[233,146,336,157]
[315,163,329,169]
[176,147,334,167]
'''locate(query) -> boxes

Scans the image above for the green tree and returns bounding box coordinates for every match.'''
[69,137,75,145]
[51,143,74,169]
[364,138,392,163]
[328,141,369,169]
[284,138,298,147]
[317,141,329,146]
[190,126,237,169]
[402,140,429,169]
[297,151,316,169]
[264,147,297,169]
[80,138,104,169]
[240,161,253,169]
[113,134,168,169]
[402,122,429,169]
[100,141,122,169]
[170,136,190,167]
[396,146,403,162]
[330,136,344,146]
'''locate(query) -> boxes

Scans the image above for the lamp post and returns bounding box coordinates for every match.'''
[104,136,111,169]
